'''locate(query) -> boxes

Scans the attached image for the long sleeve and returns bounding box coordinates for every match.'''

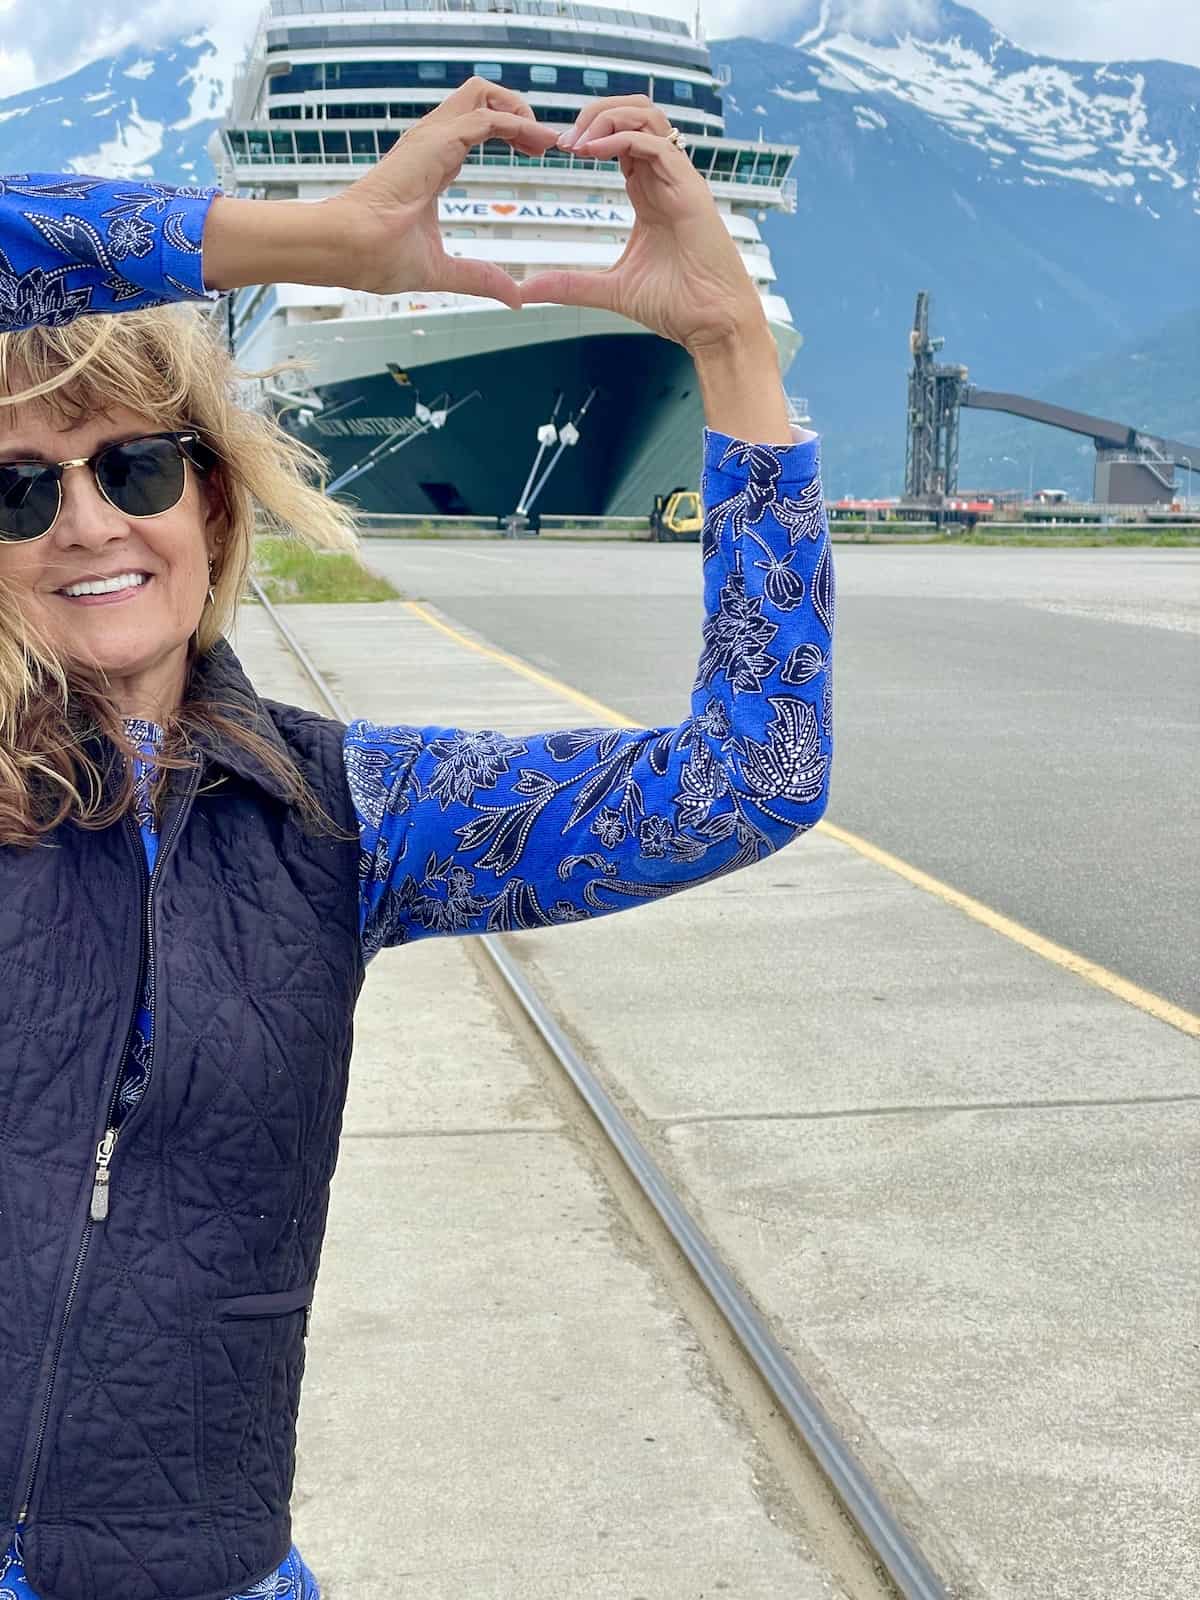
[349,424,834,958]
[0,173,220,331]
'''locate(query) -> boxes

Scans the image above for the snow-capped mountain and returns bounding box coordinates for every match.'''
[725,0,1200,491]
[768,0,1198,217]
[0,2,1197,494]
[0,32,235,186]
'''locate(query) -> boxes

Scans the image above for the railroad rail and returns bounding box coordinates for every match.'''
[249,575,952,1600]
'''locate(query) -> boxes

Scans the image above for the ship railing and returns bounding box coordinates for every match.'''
[226,13,271,125]
[222,135,797,197]
[343,289,466,316]
[266,0,690,34]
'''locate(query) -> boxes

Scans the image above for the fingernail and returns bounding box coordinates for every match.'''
[557,130,577,148]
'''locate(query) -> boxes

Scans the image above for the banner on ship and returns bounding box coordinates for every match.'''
[438,199,635,226]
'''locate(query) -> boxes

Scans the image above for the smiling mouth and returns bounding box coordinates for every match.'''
[56,572,152,602]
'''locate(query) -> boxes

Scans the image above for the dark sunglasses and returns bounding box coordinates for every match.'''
[0,430,217,544]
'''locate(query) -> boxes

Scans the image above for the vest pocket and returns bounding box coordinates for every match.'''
[215,1283,313,1334]
[205,1283,314,1519]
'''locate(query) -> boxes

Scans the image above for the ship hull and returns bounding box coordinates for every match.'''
[268,313,801,519]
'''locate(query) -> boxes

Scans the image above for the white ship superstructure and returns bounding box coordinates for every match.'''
[211,0,805,519]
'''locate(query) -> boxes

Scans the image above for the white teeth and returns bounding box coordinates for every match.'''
[62,573,148,598]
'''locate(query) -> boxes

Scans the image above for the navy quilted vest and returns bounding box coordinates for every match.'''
[0,639,365,1600]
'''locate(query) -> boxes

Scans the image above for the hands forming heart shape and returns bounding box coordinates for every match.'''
[330,76,767,355]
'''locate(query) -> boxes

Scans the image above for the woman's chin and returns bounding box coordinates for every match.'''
[56,632,192,702]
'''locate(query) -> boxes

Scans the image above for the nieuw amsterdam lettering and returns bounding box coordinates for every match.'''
[311,416,416,438]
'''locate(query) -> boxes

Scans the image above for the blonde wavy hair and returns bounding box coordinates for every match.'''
[0,305,360,845]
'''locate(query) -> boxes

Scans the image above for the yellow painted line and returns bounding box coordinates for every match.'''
[403,600,641,727]
[817,820,1200,1040]
[402,599,1200,1041]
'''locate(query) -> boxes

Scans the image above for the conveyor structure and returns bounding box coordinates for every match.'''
[904,293,1199,505]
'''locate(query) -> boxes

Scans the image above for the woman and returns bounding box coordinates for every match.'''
[0,80,831,1600]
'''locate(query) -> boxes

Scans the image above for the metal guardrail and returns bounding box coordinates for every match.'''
[352,511,649,536]
[220,130,795,192]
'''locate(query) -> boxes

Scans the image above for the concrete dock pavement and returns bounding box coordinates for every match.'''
[231,598,1199,1600]
[232,604,862,1600]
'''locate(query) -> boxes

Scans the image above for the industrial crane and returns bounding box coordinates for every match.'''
[904,292,1198,506]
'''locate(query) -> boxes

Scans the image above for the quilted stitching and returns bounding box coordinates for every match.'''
[1,646,363,1600]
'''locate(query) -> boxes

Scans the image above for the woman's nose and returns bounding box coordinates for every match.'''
[54,462,131,546]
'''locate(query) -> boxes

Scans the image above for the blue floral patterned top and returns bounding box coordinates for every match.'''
[0,172,834,1600]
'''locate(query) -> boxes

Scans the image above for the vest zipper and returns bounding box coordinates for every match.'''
[16,762,200,1525]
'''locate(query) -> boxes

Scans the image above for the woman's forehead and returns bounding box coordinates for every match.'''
[0,400,161,460]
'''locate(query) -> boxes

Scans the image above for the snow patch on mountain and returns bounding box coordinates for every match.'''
[69,100,165,177]
[796,18,1197,200]
[0,29,241,184]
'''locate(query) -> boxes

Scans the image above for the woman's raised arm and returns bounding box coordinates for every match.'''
[0,80,567,330]
[350,421,832,957]
[0,173,219,330]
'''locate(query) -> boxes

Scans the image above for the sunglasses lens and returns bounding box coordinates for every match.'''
[0,463,59,541]
[97,436,186,518]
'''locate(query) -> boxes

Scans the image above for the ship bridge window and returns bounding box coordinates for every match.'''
[266,59,701,107]
[323,129,349,156]
[296,130,321,162]
[378,129,400,155]
[271,130,296,160]
[350,129,376,162]
[530,65,558,85]
[671,81,695,101]
[325,102,388,119]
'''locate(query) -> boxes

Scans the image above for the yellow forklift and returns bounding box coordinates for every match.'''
[649,485,703,541]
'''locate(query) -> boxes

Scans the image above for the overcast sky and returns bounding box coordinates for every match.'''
[1,0,1199,101]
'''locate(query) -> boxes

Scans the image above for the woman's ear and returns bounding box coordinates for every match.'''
[201,469,231,559]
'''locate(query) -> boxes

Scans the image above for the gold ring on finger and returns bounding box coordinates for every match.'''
[666,125,688,150]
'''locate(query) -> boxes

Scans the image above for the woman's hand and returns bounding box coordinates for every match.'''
[204,79,559,304]
[517,96,768,353]
[326,78,562,308]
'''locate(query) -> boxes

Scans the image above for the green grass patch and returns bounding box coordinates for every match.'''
[951,530,1200,548]
[250,537,401,604]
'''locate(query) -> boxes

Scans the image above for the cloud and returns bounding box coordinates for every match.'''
[0,0,258,89]
[701,0,1200,65]
[971,0,1200,67]
[705,0,938,43]
[0,45,36,98]
[2,0,1200,97]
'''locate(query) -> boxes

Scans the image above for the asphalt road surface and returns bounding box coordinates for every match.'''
[361,541,1199,1013]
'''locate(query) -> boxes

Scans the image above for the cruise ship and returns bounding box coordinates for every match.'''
[210,0,805,524]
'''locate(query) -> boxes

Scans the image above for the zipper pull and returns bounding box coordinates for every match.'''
[90,1128,118,1222]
